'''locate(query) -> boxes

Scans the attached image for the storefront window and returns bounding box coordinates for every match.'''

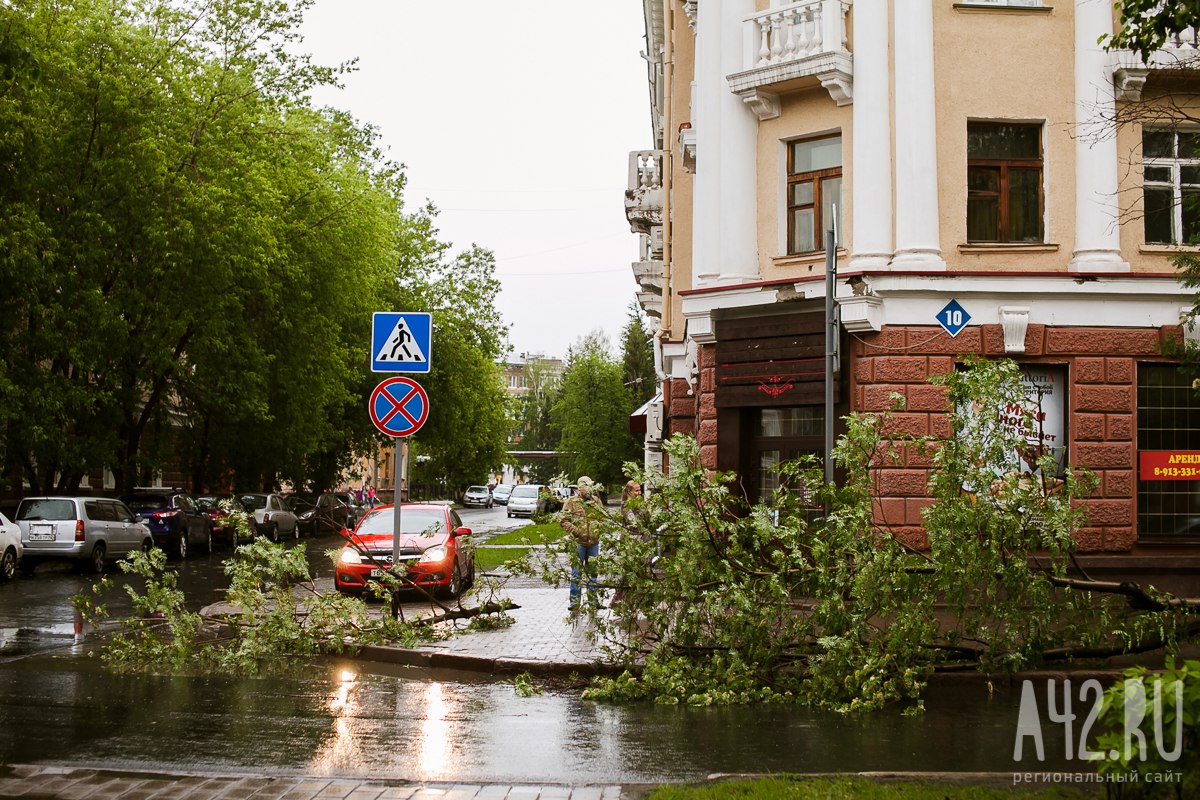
[1137,364,1200,538]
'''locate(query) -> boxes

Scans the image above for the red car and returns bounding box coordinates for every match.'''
[334,504,474,598]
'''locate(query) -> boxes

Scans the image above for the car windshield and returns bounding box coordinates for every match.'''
[511,486,538,498]
[290,494,317,512]
[16,498,76,521]
[122,495,169,513]
[239,494,268,511]
[467,486,488,493]
[353,508,448,538]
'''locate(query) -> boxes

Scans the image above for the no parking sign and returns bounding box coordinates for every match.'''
[368,376,429,438]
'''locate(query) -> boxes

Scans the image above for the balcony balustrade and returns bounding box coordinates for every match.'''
[726,0,852,118]
[1114,26,1200,101]
[625,150,664,235]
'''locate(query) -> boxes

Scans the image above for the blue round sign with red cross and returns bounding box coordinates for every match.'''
[368,376,429,438]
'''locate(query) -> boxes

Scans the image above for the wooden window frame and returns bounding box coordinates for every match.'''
[787,136,842,256]
[967,122,1044,243]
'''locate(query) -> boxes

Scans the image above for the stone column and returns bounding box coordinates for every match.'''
[694,0,759,286]
[892,2,946,271]
[1070,0,1130,272]
[849,0,893,271]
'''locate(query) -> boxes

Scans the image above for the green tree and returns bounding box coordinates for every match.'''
[1104,1,1200,60]
[0,0,406,493]
[515,357,564,484]
[620,304,657,407]
[553,331,639,488]
[391,216,510,493]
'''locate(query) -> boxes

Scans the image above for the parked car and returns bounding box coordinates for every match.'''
[462,485,493,509]
[196,495,242,548]
[334,504,474,598]
[295,492,360,537]
[0,511,22,580]
[121,490,211,558]
[331,491,367,523]
[506,484,546,518]
[491,484,513,506]
[237,493,299,541]
[15,496,152,574]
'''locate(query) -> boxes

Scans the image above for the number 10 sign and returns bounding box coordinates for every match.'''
[936,299,972,337]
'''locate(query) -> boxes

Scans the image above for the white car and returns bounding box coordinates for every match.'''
[506,484,546,518]
[16,496,152,574]
[237,493,299,541]
[0,511,22,580]
[462,485,493,509]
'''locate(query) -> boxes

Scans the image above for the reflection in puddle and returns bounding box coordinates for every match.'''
[310,668,360,773]
[418,682,451,780]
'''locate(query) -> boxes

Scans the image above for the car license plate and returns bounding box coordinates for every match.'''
[369,568,383,578]
[28,524,55,542]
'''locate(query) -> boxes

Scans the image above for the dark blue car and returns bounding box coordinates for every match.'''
[119,490,210,559]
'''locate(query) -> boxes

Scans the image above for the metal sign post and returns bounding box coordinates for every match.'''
[824,225,837,487]
[369,310,432,618]
[392,437,405,584]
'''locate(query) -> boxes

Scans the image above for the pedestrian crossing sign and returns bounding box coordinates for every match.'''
[371,312,432,373]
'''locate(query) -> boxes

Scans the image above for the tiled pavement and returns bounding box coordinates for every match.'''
[0,766,645,800]
[357,573,612,675]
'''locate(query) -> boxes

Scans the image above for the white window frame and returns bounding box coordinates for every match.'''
[1143,128,1200,246]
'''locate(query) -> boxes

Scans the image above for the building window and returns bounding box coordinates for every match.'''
[787,135,842,255]
[967,122,1044,243]
[1142,128,1200,245]
[959,0,1042,6]
[1137,363,1200,539]
[746,407,824,503]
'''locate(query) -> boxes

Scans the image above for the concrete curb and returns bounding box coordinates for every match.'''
[354,643,626,678]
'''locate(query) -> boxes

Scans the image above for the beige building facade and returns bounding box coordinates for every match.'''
[628,0,1200,574]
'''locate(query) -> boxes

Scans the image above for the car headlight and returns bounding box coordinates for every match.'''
[300,511,313,520]
[339,548,362,565]
[419,544,447,563]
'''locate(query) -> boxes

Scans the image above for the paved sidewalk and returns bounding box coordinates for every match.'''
[0,765,647,800]
[356,573,615,676]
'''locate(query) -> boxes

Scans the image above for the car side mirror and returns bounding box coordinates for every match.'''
[339,528,352,539]
[453,526,471,538]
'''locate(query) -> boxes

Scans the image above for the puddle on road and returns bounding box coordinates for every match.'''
[0,653,1079,783]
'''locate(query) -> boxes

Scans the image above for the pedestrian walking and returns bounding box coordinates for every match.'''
[619,479,643,526]
[560,475,606,611]
[367,485,377,508]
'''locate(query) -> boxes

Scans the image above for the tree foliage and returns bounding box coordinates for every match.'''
[514,357,564,484]
[554,331,640,489]
[1104,1,1200,61]
[521,359,1195,711]
[620,304,657,408]
[0,0,509,495]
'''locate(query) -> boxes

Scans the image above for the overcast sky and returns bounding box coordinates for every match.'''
[298,1,651,361]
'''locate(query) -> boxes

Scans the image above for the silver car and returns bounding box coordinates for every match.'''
[506,484,546,518]
[238,493,299,541]
[0,511,22,581]
[15,496,152,574]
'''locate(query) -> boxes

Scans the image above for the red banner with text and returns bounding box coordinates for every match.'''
[1139,451,1200,481]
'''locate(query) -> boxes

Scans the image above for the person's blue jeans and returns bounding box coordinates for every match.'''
[569,543,600,609]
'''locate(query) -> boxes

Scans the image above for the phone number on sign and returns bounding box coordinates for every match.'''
[1151,467,1200,478]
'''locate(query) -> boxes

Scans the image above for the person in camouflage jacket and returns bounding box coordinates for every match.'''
[561,476,605,610]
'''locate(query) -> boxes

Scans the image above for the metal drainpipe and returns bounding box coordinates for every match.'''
[657,0,673,350]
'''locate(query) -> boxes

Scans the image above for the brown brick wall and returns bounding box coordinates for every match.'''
[851,325,1173,553]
